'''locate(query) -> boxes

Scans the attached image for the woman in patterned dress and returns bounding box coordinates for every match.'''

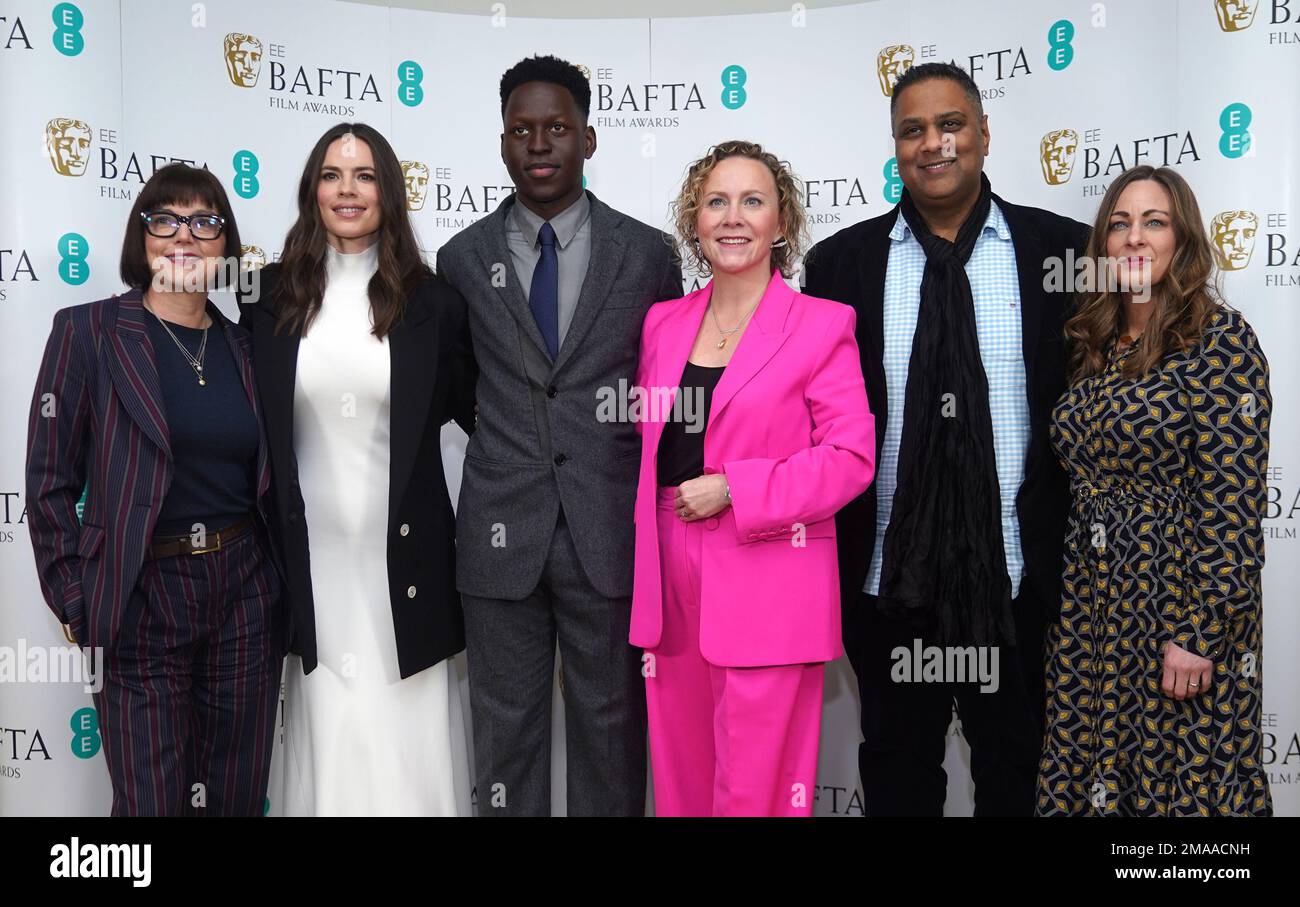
[1037,166,1272,816]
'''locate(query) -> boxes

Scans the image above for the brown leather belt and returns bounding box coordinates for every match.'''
[147,517,254,560]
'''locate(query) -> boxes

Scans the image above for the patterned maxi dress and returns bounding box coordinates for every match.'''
[1037,307,1272,816]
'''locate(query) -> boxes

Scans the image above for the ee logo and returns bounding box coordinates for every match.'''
[882,157,902,204]
[397,60,424,107]
[58,232,89,285]
[71,707,100,759]
[1047,19,1074,71]
[721,65,747,110]
[233,150,260,199]
[53,3,84,57]
[1219,103,1252,159]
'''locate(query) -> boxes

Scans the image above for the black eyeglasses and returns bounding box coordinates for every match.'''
[141,211,226,240]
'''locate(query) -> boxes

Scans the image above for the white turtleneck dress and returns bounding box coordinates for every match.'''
[279,243,464,816]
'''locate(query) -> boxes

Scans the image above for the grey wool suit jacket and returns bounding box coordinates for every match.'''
[436,191,683,601]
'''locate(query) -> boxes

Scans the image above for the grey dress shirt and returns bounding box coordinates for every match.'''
[505,192,592,345]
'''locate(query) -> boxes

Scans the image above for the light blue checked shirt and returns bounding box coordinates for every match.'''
[865,202,1030,598]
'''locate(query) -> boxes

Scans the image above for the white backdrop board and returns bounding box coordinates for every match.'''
[1,0,1295,816]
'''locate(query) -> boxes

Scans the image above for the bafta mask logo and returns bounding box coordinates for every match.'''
[1215,0,1258,31]
[402,160,430,211]
[876,45,915,98]
[224,33,263,87]
[1210,210,1258,270]
[1040,128,1079,185]
[240,245,267,270]
[45,118,92,177]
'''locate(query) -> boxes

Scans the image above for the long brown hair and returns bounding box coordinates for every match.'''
[1065,165,1222,383]
[275,122,428,338]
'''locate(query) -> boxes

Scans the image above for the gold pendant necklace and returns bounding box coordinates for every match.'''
[709,297,760,349]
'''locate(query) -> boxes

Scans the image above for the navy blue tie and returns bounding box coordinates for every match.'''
[529,222,560,360]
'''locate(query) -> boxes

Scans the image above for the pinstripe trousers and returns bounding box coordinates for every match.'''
[92,522,283,816]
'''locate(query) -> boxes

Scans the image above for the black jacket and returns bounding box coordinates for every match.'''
[801,194,1089,618]
[238,264,476,678]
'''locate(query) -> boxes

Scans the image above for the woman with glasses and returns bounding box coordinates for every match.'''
[26,163,284,815]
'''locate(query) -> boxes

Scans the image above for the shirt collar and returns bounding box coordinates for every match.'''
[890,200,1009,243]
[509,191,591,250]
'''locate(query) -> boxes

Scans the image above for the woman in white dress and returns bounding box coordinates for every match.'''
[238,122,477,815]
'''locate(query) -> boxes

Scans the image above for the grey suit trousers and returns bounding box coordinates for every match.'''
[462,511,646,816]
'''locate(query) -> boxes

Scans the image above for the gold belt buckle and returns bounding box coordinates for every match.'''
[190,530,223,555]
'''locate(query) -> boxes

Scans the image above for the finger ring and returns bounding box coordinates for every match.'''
[1188,680,1200,688]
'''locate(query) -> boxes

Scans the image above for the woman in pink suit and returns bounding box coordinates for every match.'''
[632,141,875,817]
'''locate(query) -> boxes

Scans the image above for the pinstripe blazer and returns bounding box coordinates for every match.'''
[25,289,274,651]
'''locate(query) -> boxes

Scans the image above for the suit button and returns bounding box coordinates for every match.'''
[705,518,719,530]
[288,511,301,524]
[407,586,417,599]
[400,523,410,537]
[546,385,558,398]
[554,453,567,466]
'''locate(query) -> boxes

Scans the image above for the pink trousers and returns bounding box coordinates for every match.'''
[646,487,824,817]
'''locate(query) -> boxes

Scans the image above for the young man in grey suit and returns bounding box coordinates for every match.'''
[436,55,682,816]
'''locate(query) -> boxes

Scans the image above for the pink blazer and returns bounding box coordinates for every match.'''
[630,270,876,667]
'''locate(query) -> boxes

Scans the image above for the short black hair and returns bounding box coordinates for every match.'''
[120,163,241,290]
[889,61,984,128]
[500,54,591,119]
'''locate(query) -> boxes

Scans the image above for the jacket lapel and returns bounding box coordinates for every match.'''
[387,286,439,529]
[222,311,271,501]
[859,208,896,367]
[553,193,625,374]
[105,292,171,457]
[245,297,301,492]
[474,198,552,363]
[707,270,795,427]
[650,288,709,457]
[995,195,1045,391]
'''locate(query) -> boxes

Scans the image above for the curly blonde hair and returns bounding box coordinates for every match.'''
[670,140,809,279]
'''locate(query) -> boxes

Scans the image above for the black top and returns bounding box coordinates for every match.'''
[145,311,259,536]
[656,361,725,487]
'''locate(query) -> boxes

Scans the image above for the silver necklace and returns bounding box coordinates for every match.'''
[145,300,209,386]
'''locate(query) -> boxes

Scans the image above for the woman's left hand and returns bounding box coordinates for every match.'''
[1160,641,1214,701]
[675,474,730,522]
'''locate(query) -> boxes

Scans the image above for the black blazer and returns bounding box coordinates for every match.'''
[237,264,476,679]
[801,194,1089,618]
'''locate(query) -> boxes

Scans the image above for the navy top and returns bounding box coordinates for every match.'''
[145,308,259,536]
[656,361,725,487]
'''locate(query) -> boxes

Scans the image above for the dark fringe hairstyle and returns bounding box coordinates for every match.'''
[120,163,241,290]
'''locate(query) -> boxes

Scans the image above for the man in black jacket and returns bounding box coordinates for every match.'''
[802,62,1088,816]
